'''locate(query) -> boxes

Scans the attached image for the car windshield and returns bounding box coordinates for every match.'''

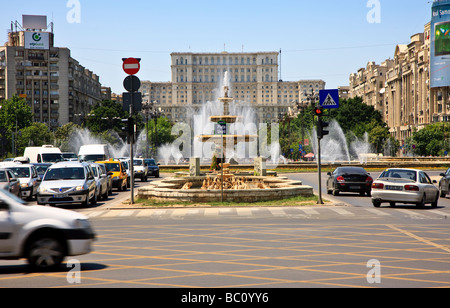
[133,160,143,166]
[379,169,417,181]
[91,166,98,177]
[338,167,366,175]
[121,161,129,169]
[0,171,7,182]
[10,167,30,178]
[42,154,65,163]
[79,155,105,162]
[105,163,120,172]
[63,153,77,159]
[44,167,85,181]
[35,165,50,175]
[145,159,157,166]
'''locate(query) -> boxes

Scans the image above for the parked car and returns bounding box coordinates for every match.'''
[133,158,148,182]
[89,163,108,200]
[96,160,127,191]
[0,168,21,197]
[438,167,450,198]
[327,167,373,196]
[144,158,160,178]
[0,188,96,270]
[371,168,439,208]
[119,158,131,188]
[31,163,52,180]
[37,161,97,207]
[97,163,113,195]
[8,164,41,201]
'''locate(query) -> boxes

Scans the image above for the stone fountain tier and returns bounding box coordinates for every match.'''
[197,134,258,144]
[137,175,314,203]
[209,115,242,123]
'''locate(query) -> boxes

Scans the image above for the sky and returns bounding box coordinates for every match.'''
[0,0,433,94]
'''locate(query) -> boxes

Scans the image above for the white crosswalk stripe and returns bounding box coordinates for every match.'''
[80,206,450,220]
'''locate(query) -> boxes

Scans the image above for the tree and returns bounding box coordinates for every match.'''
[0,95,33,157]
[147,117,176,148]
[16,122,54,155]
[408,123,450,156]
[84,100,128,134]
[54,123,81,152]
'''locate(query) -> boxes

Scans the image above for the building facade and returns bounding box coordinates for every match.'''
[0,18,103,129]
[349,22,436,147]
[142,51,325,123]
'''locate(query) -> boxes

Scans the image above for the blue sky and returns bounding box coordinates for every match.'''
[1,0,432,93]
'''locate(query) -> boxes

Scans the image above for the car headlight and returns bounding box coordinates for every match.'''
[74,218,92,230]
[75,185,85,191]
[21,183,31,188]
[39,187,48,193]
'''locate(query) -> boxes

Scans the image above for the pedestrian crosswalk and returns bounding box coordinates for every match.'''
[80,206,450,221]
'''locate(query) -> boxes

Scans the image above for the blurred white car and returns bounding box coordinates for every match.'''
[371,168,439,208]
[8,164,41,201]
[0,188,95,270]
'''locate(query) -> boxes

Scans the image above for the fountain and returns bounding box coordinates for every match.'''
[137,72,314,203]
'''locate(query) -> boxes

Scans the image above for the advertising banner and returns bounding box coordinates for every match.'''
[24,32,49,50]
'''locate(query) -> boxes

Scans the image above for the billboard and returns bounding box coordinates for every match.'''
[24,32,49,50]
[431,1,450,88]
[22,15,47,30]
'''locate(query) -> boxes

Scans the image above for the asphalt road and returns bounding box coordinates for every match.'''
[1,171,449,290]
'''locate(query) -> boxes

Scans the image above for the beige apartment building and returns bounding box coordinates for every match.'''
[349,22,440,146]
[142,51,325,123]
[0,18,102,129]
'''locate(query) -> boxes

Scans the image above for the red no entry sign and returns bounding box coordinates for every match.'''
[122,58,140,75]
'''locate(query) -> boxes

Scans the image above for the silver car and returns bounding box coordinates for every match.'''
[8,164,41,201]
[37,161,97,207]
[371,168,439,208]
[89,163,109,200]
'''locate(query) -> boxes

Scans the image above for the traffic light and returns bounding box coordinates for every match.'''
[317,118,329,140]
[313,107,324,116]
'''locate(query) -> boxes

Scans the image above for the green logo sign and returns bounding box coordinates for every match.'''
[32,33,42,42]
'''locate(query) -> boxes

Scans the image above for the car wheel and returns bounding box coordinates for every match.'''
[440,185,446,198]
[431,195,439,208]
[26,235,65,271]
[90,190,97,205]
[372,200,381,208]
[416,195,426,208]
[102,187,108,200]
[389,202,396,207]
[333,189,339,196]
[155,172,159,178]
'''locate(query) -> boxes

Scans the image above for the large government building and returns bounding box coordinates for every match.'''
[141,51,325,123]
[0,15,103,129]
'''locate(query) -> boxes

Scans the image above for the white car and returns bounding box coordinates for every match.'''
[37,161,97,207]
[7,164,41,201]
[133,158,148,182]
[0,188,96,270]
[89,163,108,200]
[371,168,439,208]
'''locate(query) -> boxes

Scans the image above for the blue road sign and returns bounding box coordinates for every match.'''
[319,89,339,109]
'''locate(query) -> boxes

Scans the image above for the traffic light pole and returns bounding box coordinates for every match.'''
[317,136,324,205]
[129,81,135,205]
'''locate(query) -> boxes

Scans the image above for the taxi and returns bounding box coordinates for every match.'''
[95,159,128,191]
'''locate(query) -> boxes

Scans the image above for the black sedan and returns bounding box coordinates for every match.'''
[327,167,373,196]
[0,168,21,198]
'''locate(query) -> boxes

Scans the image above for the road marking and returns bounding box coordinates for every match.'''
[429,210,449,218]
[388,225,450,253]
[268,208,287,217]
[136,209,154,217]
[364,208,391,216]
[330,207,355,216]
[300,208,319,215]
[237,208,253,216]
[118,210,136,217]
[85,211,107,218]
[396,209,429,219]
[204,208,219,217]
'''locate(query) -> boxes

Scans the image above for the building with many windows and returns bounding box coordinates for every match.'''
[142,51,325,123]
[0,16,103,129]
[349,22,434,147]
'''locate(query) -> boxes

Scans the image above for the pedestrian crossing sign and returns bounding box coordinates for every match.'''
[319,89,339,109]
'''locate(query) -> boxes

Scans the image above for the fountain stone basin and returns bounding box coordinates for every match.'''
[137,175,314,203]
